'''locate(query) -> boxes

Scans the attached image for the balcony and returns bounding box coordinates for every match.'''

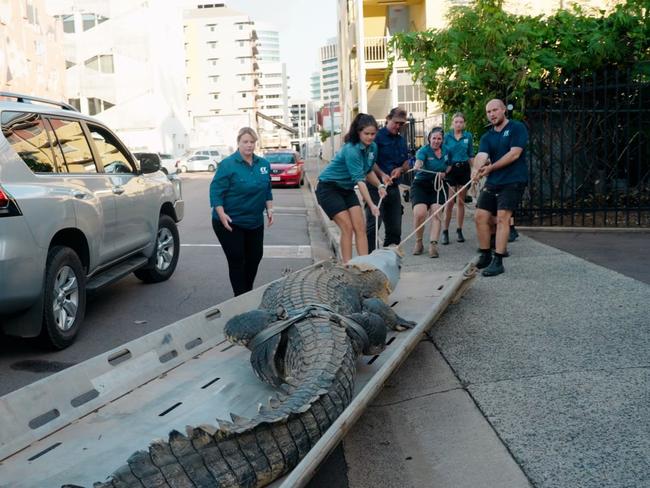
[364,36,404,67]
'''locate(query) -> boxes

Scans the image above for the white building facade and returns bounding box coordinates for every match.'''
[46,0,189,155]
[183,4,259,148]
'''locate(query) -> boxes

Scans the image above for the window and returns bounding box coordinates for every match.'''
[60,14,75,33]
[82,13,108,32]
[207,41,217,49]
[84,55,114,73]
[209,75,219,83]
[208,58,219,65]
[87,125,132,173]
[210,92,219,99]
[87,98,114,115]
[240,59,245,64]
[239,41,244,47]
[48,118,97,173]
[68,98,81,111]
[1,112,57,173]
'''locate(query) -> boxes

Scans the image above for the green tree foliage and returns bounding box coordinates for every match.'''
[390,0,649,134]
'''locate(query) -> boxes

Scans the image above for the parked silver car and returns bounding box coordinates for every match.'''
[0,93,184,349]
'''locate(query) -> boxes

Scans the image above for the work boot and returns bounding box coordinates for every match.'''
[429,241,439,258]
[482,254,505,277]
[509,226,519,242]
[456,228,465,243]
[476,250,492,269]
[413,238,423,255]
[441,230,449,245]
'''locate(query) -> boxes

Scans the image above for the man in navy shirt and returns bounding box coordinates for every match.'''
[366,107,410,251]
[472,99,529,276]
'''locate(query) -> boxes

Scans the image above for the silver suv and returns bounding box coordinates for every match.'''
[0,93,184,349]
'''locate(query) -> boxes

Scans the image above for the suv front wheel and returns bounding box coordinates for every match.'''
[41,246,87,349]
[134,214,180,283]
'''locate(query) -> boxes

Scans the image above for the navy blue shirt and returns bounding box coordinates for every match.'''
[209,151,273,229]
[374,127,408,177]
[443,131,474,163]
[319,141,377,189]
[478,120,529,185]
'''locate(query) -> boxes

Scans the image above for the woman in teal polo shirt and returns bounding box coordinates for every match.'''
[316,113,387,263]
[442,112,474,244]
[210,127,273,296]
[411,127,451,258]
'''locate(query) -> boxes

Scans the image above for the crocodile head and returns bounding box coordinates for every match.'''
[346,247,403,300]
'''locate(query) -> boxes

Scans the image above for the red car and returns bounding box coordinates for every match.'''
[263,150,305,187]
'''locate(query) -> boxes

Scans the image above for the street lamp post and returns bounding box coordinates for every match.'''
[329,100,335,159]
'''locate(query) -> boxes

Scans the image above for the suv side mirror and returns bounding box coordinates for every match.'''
[140,155,161,174]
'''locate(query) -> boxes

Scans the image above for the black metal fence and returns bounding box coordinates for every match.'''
[520,65,650,227]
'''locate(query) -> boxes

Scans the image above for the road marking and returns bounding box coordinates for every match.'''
[181,244,312,259]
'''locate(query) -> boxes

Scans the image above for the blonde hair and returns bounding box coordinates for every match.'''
[237,127,258,143]
[452,112,465,121]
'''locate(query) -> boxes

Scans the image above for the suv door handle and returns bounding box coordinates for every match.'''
[72,191,87,199]
[112,186,125,195]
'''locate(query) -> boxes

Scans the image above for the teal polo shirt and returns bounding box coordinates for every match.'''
[209,151,273,229]
[443,131,474,163]
[414,145,450,182]
[319,141,377,190]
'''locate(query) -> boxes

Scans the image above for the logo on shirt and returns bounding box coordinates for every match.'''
[368,151,375,161]
[260,166,268,174]
[463,138,468,144]
[503,130,510,137]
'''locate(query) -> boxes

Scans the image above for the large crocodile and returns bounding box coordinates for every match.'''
[72,249,413,488]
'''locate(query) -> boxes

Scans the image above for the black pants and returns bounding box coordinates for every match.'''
[212,220,264,296]
[365,184,403,252]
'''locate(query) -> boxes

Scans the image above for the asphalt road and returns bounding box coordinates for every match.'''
[0,172,325,396]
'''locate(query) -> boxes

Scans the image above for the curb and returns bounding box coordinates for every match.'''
[517,225,650,233]
[305,171,342,260]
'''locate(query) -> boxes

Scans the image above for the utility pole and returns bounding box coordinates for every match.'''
[329,100,335,158]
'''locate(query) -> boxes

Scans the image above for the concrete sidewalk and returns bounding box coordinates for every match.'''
[305,159,649,488]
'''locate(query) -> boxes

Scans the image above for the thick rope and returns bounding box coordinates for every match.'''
[375,195,384,251]
[399,180,474,248]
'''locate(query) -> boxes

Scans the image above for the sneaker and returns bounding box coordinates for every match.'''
[508,227,519,242]
[476,251,492,269]
[441,230,449,245]
[456,228,465,243]
[482,256,505,276]
[413,238,423,255]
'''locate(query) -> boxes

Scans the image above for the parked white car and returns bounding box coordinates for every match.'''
[175,147,231,173]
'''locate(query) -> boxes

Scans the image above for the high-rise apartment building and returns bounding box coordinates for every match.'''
[310,71,322,104]
[254,22,290,148]
[1,0,65,100]
[46,0,188,155]
[319,38,340,106]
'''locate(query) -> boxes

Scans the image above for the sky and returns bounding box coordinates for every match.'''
[226,0,338,100]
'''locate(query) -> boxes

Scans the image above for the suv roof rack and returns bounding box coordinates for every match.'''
[0,91,79,112]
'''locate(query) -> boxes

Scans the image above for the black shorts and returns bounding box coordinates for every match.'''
[410,179,448,207]
[477,182,526,215]
[446,162,471,186]
[316,180,360,219]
